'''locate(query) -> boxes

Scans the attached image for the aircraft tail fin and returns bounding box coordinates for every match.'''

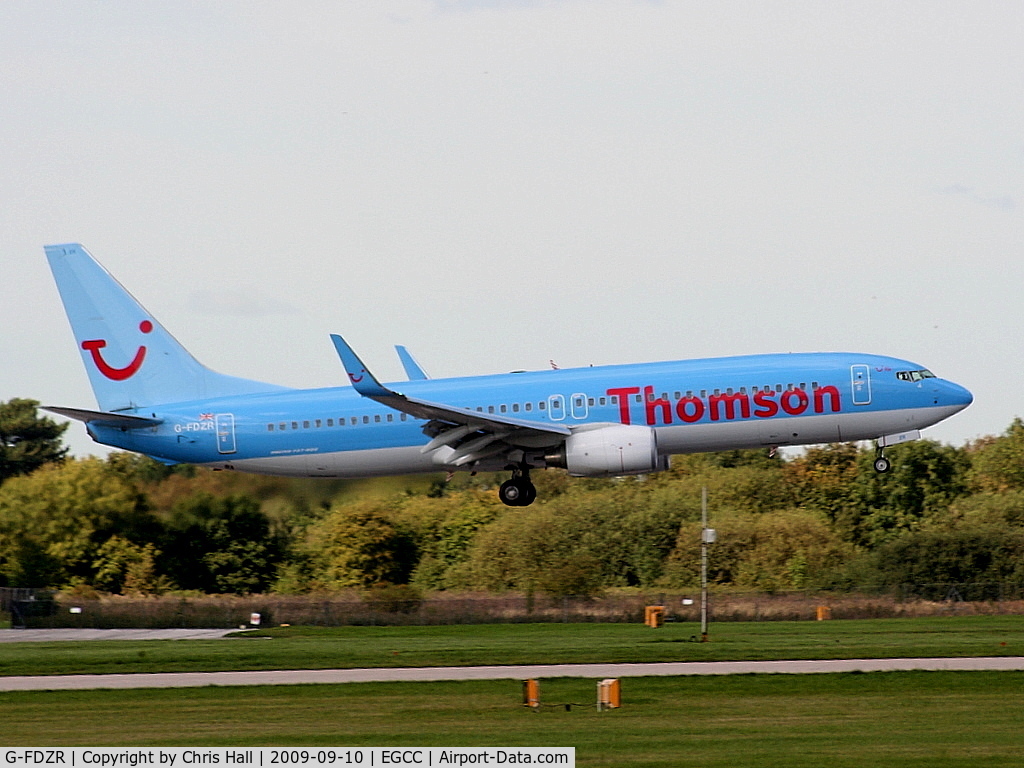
[45,243,286,412]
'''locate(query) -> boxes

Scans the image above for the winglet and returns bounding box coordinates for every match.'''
[330,334,394,398]
[330,334,572,437]
[395,345,430,380]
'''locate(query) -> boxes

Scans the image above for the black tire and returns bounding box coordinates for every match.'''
[874,456,891,473]
[519,481,537,507]
[499,478,537,506]
[499,479,523,506]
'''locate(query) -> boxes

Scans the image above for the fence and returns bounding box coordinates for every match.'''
[0,588,37,614]
[1,588,56,628]
[7,584,1024,629]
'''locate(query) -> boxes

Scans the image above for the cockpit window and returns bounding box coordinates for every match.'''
[897,369,936,382]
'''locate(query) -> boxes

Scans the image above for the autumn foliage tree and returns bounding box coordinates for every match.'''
[10,419,1024,596]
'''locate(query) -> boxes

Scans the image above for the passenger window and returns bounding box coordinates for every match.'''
[292,422,298,430]
[279,423,286,431]
[267,424,274,431]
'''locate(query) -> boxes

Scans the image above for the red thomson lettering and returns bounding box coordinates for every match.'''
[644,386,672,425]
[607,387,640,425]
[752,389,779,418]
[607,382,842,426]
[780,388,810,415]
[708,391,751,421]
[676,395,705,423]
[814,385,841,412]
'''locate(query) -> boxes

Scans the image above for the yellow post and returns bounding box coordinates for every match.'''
[816,605,832,621]
[522,678,540,709]
[644,605,665,627]
[597,678,621,711]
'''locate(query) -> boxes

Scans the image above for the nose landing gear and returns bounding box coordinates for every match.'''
[499,464,537,506]
[873,446,891,473]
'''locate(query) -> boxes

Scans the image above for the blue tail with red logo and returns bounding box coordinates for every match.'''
[45,243,285,413]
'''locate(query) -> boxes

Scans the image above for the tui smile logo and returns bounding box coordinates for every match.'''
[81,320,153,380]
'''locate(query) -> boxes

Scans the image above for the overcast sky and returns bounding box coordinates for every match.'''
[2,1,1021,458]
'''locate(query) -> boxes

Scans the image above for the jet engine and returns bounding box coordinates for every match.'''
[547,424,669,477]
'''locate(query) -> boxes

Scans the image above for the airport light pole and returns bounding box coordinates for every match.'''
[700,486,715,642]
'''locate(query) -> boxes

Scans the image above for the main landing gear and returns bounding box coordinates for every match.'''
[499,464,537,507]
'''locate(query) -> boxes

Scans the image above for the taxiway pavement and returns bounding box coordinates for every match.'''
[4,656,1024,692]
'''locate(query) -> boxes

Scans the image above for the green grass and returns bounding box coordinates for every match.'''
[4,672,1024,766]
[2,616,1022,677]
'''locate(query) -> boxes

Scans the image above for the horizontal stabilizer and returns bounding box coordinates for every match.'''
[43,406,163,429]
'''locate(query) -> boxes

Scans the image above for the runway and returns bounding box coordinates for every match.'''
[0,629,239,643]
[4,657,1024,692]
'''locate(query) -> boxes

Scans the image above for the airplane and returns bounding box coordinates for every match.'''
[43,243,973,507]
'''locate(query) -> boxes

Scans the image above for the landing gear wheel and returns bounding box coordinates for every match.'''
[873,456,891,473]
[498,467,538,507]
[519,480,537,506]
[499,478,525,506]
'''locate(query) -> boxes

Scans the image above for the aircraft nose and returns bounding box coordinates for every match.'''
[940,380,973,410]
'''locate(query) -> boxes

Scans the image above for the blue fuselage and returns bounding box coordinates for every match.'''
[91,351,972,478]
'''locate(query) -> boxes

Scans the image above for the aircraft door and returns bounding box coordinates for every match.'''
[215,413,237,454]
[548,395,566,421]
[851,365,871,405]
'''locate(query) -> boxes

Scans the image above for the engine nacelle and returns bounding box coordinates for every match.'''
[552,424,669,477]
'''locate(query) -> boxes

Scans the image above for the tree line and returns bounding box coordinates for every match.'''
[3,397,1024,597]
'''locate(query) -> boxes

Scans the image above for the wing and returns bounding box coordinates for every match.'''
[331,334,569,467]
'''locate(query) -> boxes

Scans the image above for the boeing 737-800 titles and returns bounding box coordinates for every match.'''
[44,244,973,506]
